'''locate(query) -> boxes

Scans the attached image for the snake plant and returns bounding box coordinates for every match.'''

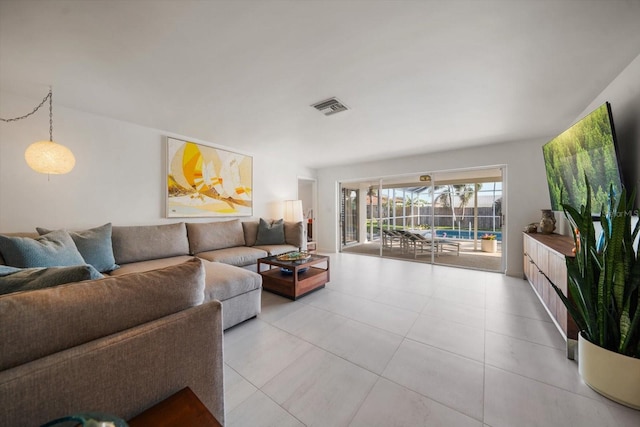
[548,177,640,358]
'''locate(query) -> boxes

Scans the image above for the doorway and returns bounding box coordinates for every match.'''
[340,187,359,247]
[340,167,505,273]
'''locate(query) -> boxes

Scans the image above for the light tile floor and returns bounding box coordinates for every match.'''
[224,253,640,427]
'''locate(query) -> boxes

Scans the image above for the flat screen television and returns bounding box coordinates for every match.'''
[542,102,623,215]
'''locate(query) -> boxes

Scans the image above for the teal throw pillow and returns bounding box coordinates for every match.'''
[255,218,285,245]
[36,223,119,273]
[0,265,104,295]
[0,230,86,268]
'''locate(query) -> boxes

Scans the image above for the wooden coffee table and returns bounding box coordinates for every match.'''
[258,253,330,300]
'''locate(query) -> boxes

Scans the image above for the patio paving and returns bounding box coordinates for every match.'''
[341,240,502,272]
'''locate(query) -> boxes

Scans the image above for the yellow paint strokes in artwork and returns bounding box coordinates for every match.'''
[182,143,202,187]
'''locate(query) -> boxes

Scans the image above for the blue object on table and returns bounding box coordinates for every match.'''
[280,267,309,275]
[41,412,128,427]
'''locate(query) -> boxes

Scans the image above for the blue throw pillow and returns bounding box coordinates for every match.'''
[0,230,86,268]
[0,265,104,295]
[255,218,285,245]
[36,223,119,273]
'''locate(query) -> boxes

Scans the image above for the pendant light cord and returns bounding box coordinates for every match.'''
[0,89,53,128]
[48,89,53,141]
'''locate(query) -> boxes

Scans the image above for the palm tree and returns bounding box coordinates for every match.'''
[457,184,481,221]
[428,185,456,227]
[427,183,482,228]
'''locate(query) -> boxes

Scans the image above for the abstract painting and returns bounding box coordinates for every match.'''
[166,137,253,217]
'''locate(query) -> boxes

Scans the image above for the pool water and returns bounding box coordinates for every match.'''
[434,230,502,241]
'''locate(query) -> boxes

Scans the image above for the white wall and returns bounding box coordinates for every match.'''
[0,91,314,232]
[316,138,550,277]
[297,179,314,219]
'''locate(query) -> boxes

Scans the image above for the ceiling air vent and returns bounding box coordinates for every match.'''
[311,97,349,116]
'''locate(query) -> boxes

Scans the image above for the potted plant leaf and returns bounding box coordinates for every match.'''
[547,177,640,409]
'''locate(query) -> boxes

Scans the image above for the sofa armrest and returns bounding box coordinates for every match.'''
[0,300,224,427]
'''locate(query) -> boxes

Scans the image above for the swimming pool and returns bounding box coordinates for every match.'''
[434,229,502,241]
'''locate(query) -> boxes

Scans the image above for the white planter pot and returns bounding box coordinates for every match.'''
[578,333,640,409]
[481,239,497,253]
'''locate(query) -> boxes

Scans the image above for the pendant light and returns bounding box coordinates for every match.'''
[1,88,75,175]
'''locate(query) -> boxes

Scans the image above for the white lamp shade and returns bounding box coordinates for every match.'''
[24,140,76,174]
[284,200,304,223]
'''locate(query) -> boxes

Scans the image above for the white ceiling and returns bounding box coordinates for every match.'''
[2,0,640,169]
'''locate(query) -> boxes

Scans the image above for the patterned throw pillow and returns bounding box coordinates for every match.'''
[0,230,86,268]
[255,218,285,245]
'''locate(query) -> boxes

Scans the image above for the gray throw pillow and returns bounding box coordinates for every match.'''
[0,265,104,295]
[36,223,119,273]
[255,218,285,245]
[0,230,86,268]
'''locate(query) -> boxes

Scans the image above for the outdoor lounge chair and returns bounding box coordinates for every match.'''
[402,231,437,258]
[382,229,404,250]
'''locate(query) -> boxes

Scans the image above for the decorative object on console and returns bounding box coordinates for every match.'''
[0,87,75,176]
[545,178,640,409]
[539,209,556,234]
[524,222,538,233]
[166,137,252,218]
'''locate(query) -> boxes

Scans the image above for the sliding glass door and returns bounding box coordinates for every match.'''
[339,167,506,273]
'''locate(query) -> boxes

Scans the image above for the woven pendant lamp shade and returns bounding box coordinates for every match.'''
[24,140,76,174]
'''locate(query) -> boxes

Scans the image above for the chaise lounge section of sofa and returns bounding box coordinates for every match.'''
[109,219,304,329]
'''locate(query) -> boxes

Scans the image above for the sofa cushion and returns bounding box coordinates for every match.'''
[255,218,285,245]
[186,220,245,254]
[253,244,299,257]
[108,255,194,276]
[242,221,259,247]
[201,261,262,302]
[284,221,305,248]
[196,247,268,267]
[36,223,119,273]
[0,230,86,268]
[111,223,189,264]
[0,265,104,295]
[0,257,205,371]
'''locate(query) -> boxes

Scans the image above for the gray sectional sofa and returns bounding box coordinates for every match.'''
[109,220,304,329]
[0,218,305,427]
